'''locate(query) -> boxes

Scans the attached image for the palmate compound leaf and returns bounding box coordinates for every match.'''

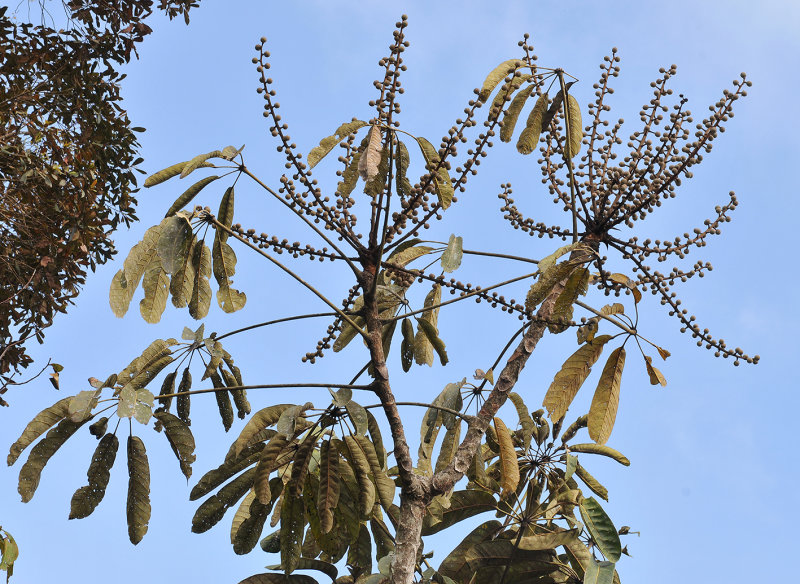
[478,59,525,102]
[117,387,156,426]
[525,259,579,313]
[493,417,520,498]
[126,435,151,545]
[308,119,368,168]
[438,520,502,582]
[542,335,612,422]
[153,411,196,479]
[516,93,549,155]
[69,433,119,519]
[213,236,247,313]
[8,397,71,466]
[588,347,626,445]
[463,539,561,582]
[579,497,621,562]
[118,338,177,389]
[414,136,454,209]
[18,418,87,502]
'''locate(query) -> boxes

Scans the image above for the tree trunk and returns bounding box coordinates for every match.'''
[391,493,429,584]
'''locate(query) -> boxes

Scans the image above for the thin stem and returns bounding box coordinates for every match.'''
[363,401,474,424]
[211,217,368,340]
[386,271,538,321]
[558,71,579,243]
[241,166,362,274]
[216,312,337,341]
[461,249,539,264]
[157,382,373,400]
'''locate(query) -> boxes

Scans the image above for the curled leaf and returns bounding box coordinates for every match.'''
[126,435,151,545]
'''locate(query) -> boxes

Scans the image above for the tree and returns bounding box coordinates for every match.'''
[0,1,201,403]
[5,16,757,584]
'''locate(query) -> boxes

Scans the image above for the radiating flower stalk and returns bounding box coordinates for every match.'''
[6,17,757,584]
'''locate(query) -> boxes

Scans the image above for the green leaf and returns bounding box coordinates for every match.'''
[490,72,531,115]
[192,468,257,533]
[345,400,368,436]
[68,433,119,520]
[277,403,313,438]
[217,186,236,243]
[237,574,319,584]
[233,489,273,555]
[565,453,578,482]
[318,440,340,534]
[227,404,293,461]
[181,150,224,178]
[153,411,196,479]
[500,84,537,142]
[254,434,290,504]
[541,88,566,133]
[550,267,590,333]
[169,234,198,308]
[565,94,583,158]
[516,93,549,154]
[139,260,170,323]
[213,237,247,313]
[525,260,578,313]
[645,356,667,387]
[421,490,496,535]
[347,524,372,579]
[584,560,616,584]
[144,160,215,188]
[542,335,612,422]
[507,392,535,449]
[440,234,463,273]
[118,338,176,389]
[165,175,221,217]
[579,497,621,562]
[341,436,375,518]
[18,418,86,502]
[400,318,414,372]
[414,137,453,209]
[493,417,519,497]
[394,140,413,198]
[575,461,609,501]
[478,59,525,102]
[177,367,192,425]
[265,558,338,582]
[110,223,164,318]
[189,240,213,319]
[126,435,151,545]
[518,527,580,550]
[366,410,387,469]
[7,397,71,466]
[280,488,305,574]
[211,372,235,432]
[157,214,193,275]
[439,520,502,582]
[307,119,367,168]
[67,389,101,423]
[155,371,177,411]
[354,435,395,511]
[588,347,626,445]
[414,284,442,367]
[191,443,265,501]
[358,125,383,182]
[117,387,155,425]
[434,421,460,474]
[568,443,630,466]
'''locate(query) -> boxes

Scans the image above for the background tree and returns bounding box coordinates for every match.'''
[0,1,201,403]
[3,13,762,584]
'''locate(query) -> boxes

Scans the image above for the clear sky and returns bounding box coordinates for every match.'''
[2,1,798,583]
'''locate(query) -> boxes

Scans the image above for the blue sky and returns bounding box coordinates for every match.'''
[2,1,799,582]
